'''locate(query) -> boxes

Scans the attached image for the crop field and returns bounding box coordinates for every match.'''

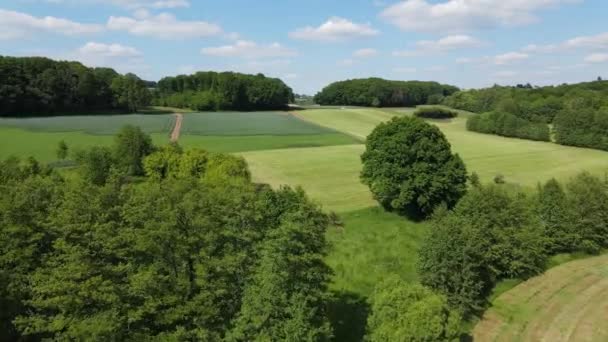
[0,114,175,135]
[473,254,608,342]
[181,112,338,135]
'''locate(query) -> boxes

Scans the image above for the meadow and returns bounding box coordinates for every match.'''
[2,106,608,341]
[473,254,608,342]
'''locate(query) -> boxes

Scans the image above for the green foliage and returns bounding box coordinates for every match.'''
[366,276,461,342]
[466,111,551,141]
[419,185,547,316]
[0,151,332,340]
[227,188,332,341]
[56,140,68,160]
[154,71,294,111]
[313,78,459,107]
[414,106,458,119]
[73,146,115,185]
[113,125,155,176]
[110,73,152,112]
[444,81,608,149]
[554,108,608,151]
[0,56,150,115]
[361,116,468,218]
[564,173,608,253]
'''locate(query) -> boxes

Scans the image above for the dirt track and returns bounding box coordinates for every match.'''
[170,113,183,142]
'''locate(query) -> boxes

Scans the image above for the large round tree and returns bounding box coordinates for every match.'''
[361,116,467,218]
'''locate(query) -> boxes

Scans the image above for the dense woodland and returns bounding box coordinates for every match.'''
[0,56,151,116]
[443,80,608,150]
[0,127,332,341]
[313,78,459,107]
[152,72,295,111]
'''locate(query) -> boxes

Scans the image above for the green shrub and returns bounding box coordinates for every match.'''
[414,107,458,119]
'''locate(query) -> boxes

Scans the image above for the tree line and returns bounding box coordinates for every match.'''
[359,116,608,340]
[443,80,608,150]
[0,56,151,116]
[152,72,295,111]
[0,127,332,341]
[313,78,459,107]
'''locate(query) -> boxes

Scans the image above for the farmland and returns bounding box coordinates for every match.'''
[1,106,608,341]
[473,254,608,342]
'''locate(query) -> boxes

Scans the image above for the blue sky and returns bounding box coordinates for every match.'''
[1,0,607,94]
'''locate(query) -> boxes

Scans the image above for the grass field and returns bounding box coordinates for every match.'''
[295,108,608,186]
[473,254,608,342]
[0,114,175,135]
[0,127,169,162]
[179,133,359,153]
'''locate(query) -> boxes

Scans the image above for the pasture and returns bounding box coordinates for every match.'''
[2,107,608,338]
[473,254,608,342]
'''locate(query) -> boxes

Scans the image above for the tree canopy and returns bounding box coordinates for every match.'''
[0,128,332,341]
[153,71,294,111]
[313,78,459,107]
[366,276,461,342]
[443,80,608,150]
[361,116,468,218]
[0,56,150,116]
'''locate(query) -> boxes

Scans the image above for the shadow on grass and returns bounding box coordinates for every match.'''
[328,291,370,342]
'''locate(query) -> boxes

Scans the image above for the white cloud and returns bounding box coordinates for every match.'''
[289,17,379,42]
[585,53,608,63]
[393,67,417,73]
[394,34,481,56]
[283,73,298,79]
[43,0,190,8]
[425,65,446,72]
[456,57,473,64]
[353,48,378,58]
[493,52,529,65]
[78,42,141,57]
[380,0,580,33]
[107,13,222,39]
[526,32,608,53]
[201,40,297,59]
[0,8,103,40]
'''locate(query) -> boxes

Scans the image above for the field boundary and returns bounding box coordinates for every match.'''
[170,113,183,142]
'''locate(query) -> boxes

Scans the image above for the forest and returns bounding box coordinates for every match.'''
[313,78,459,107]
[0,56,151,116]
[0,127,332,341]
[443,80,608,150]
[152,72,295,111]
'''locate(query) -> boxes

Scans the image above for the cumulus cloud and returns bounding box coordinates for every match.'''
[107,13,222,39]
[524,32,608,53]
[78,42,141,57]
[0,8,103,40]
[43,0,190,8]
[584,53,608,63]
[201,40,297,59]
[380,0,581,33]
[394,34,481,56]
[493,52,529,65]
[353,48,378,58]
[290,17,379,42]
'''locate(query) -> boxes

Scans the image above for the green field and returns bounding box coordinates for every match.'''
[2,107,608,341]
[181,112,338,135]
[294,107,608,186]
[0,127,169,162]
[473,254,608,342]
[0,114,175,135]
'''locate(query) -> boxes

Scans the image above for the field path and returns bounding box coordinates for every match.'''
[170,113,183,142]
[473,254,608,342]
